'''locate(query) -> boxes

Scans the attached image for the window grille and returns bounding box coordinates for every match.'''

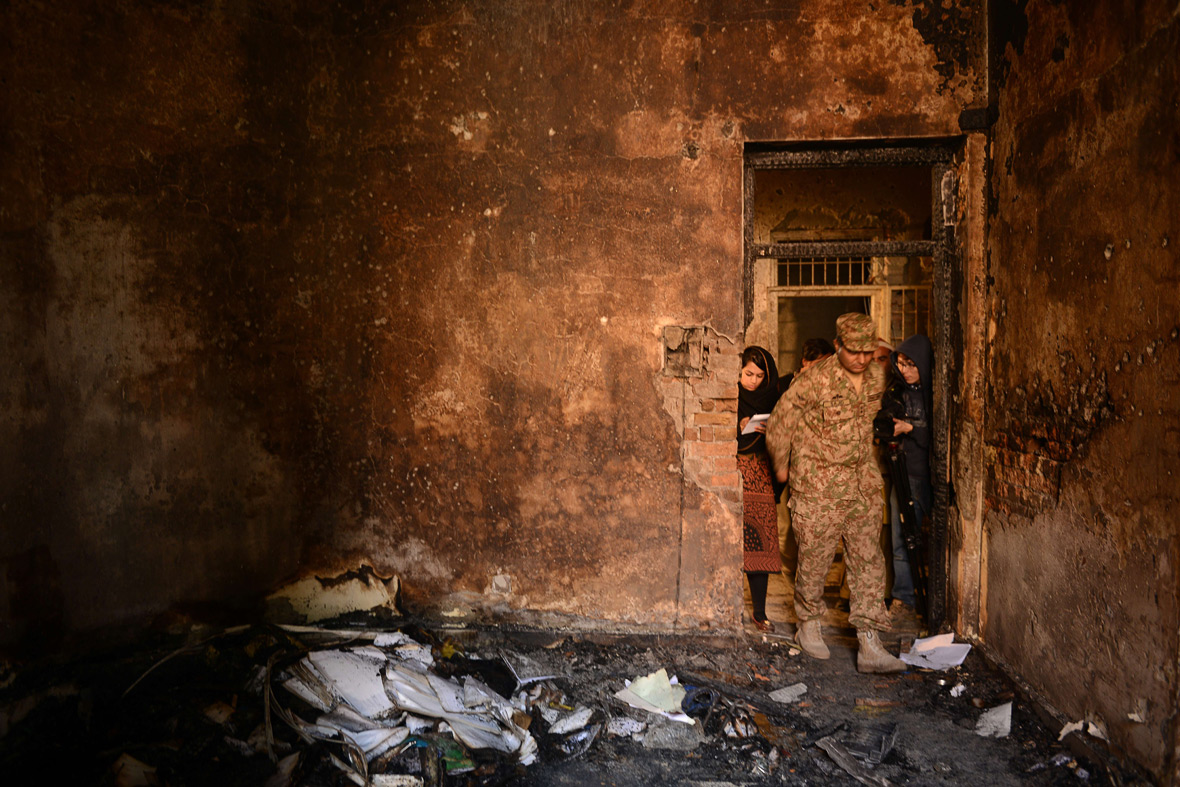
[776,257,873,287]
[889,286,932,345]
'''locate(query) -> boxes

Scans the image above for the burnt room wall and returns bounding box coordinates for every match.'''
[1,0,984,650]
[984,0,1179,778]
[0,3,330,649]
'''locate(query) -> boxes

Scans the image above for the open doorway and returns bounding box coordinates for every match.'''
[741,142,955,634]
[777,294,869,374]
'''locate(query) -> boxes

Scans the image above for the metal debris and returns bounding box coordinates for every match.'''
[553,721,602,758]
[815,736,897,787]
[841,721,898,767]
[681,685,720,718]
[498,649,566,686]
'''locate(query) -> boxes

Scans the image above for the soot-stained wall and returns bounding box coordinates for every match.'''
[984,0,1179,777]
[0,1,984,649]
[0,3,321,650]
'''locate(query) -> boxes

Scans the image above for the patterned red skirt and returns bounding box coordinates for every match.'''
[738,451,782,573]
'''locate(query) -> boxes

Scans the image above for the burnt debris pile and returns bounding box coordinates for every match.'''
[0,621,1135,786]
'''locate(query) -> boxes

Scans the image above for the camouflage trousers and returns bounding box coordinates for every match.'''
[790,494,891,632]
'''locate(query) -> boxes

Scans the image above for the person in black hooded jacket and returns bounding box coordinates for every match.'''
[873,334,933,612]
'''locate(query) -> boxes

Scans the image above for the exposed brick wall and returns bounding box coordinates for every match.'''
[685,391,740,492]
[983,436,1066,518]
[663,328,742,500]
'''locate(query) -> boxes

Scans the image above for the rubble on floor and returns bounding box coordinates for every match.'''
[0,617,1149,786]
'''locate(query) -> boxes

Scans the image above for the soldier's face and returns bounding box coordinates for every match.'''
[740,361,766,392]
[836,342,874,375]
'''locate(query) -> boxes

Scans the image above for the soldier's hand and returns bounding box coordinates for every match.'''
[775,467,789,484]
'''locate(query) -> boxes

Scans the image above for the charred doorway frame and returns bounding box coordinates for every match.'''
[743,141,957,630]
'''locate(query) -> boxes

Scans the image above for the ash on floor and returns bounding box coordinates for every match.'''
[0,613,1148,787]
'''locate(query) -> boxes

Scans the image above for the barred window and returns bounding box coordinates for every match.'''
[776,257,874,287]
[889,286,932,346]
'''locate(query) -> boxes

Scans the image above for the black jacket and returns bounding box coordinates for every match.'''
[873,334,932,479]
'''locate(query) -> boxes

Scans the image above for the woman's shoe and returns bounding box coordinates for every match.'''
[752,618,775,633]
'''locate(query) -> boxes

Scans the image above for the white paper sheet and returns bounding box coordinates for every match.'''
[374,632,434,665]
[1059,719,1108,741]
[613,669,695,724]
[741,413,770,435]
[307,649,398,718]
[976,702,1012,738]
[383,662,537,763]
[341,727,410,760]
[899,633,972,670]
[549,705,595,735]
[768,682,808,704]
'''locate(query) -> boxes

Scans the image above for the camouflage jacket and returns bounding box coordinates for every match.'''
[764,353,885,507]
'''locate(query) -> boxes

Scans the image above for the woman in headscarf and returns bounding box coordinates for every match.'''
[737,345,783,632]
[873,334,933,614]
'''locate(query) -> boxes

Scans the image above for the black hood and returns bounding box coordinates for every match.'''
[892,334,932,390]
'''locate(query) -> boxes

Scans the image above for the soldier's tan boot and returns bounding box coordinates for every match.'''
[856,629,906,673]
[795,620,830,660]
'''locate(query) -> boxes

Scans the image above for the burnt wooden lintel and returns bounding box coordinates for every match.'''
[746,146,954,170]
[755,240,936,259]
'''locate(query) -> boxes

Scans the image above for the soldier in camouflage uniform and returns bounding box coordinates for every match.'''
[765,313,906,673]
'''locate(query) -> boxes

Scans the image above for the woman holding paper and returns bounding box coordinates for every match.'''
[737,346,782,632]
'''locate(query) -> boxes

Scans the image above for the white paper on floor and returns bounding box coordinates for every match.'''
[613,669,695,724]
[318,703,391,734]
[899,633,972,670]
[279,638,539,766]
[768,682,808,704]
[283,664,335,712]
[549,705,595,735]
[370,776,425,787]
[341,727,411,760]
[383,662,537,764]
[606,716,646,738]
[975,701,1012,738]
[307,648,399,718]
[1058,719,1108,742]
[373,632,435,666]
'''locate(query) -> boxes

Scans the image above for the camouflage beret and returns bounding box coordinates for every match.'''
[835,313,877,352]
